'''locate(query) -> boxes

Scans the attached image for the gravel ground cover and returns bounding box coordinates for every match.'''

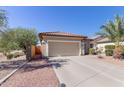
[0,55,26,81]
[1,59,59,87]
[90,55,124,67]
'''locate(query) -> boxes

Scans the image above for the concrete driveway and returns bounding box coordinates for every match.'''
[49,56,124,87]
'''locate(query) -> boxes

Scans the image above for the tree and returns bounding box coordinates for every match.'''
[13,28,38,61]
[96,15,124,47]
[0,28,38,61]
[0,9,8,32]
[0,9,38,61]
[0,9,8,52]
[0,29,19,52]
[96,15,124,59]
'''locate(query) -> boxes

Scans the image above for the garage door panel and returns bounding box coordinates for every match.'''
[48,42,79,56]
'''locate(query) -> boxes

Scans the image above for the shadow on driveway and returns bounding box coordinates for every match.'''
[48,58,70,68]
[20,57,69,72]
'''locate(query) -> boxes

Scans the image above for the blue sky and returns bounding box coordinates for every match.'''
[1,6,124,37]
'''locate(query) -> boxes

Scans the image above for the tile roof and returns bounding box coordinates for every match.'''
[39,31,87,38]
[90,36,107,44]
[93,36,105,41]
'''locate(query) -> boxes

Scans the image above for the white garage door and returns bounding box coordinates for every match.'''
[48,42,80,56]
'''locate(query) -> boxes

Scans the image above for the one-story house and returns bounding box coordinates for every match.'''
[91,36,124,53]
[90,36,111,53]
[38,32,91,57]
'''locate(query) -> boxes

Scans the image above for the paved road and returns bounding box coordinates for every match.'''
[49,56,124,87]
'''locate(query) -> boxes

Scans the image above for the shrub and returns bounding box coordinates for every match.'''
[89,48,95,55]
[105,50,113,56]
[3,51,7,56]
[0,48,3,52]
[13,51,24,58]
[13,52,20,58]
[113,46,123,59]
[121,48,124,56]
[6,53,13,59]
[105,45,115,50]
[105,45,115,56]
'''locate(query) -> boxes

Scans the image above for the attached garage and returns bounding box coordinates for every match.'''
[39,32,89,57]
[48,41,80,56]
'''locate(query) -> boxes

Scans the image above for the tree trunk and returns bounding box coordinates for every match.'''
[25,45,32,61]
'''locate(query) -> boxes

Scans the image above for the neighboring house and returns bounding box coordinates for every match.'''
[38,32,90,57]
[91,36,117,53]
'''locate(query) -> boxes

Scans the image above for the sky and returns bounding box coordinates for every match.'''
[1,6,124,37]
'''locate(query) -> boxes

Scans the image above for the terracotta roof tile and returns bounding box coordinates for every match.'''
[39,31,87,38]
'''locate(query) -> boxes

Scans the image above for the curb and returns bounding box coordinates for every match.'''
[0,62,27,85]
[52,65,66,87]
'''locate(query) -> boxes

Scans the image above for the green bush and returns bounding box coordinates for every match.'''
[105,45,115,56]
[105,45,115,50]
[6,53,13,59]
[105,50,113,56]
[89,48,95,55]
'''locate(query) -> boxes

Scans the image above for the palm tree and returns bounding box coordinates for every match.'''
[97,15,124,47]
[96,15,124,59]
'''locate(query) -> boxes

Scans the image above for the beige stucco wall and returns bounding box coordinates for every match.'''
[84,40,90,54]
[42,36,83,41]
[41,36,90,56]
[96,43,115,53]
